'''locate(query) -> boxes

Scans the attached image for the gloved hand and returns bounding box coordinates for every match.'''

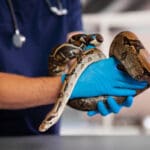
[69,57,147,116]
[70,57,147,99]
[62,40,147,116]
[87,96,133,116]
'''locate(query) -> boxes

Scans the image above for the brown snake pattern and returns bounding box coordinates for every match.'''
[68,31,150,111]
[38,31,150,132]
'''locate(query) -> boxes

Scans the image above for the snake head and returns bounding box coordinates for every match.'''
[38,115,58,132]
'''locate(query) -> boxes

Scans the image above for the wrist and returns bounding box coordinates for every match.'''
[61,74,66,83]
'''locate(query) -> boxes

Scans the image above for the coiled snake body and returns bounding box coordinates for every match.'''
[39,31,150,132]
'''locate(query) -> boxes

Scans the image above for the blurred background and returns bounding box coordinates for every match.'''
[60,0,150,135]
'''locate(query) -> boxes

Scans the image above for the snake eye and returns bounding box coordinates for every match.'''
[47,115,56,122]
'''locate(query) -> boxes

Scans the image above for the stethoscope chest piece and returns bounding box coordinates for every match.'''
[7,0,26,48]
[12,29,26,48]
[7,0,67,48]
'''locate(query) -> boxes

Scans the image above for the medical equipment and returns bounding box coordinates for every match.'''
[7,0,26,48]
[6,0,68,48]
[45,0,68,16]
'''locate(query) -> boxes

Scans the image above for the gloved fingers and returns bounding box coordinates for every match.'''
[107,96,122,113]
[110,88,136,96]
[87,100,111,117]
[122,96,133,107]
[115,80,148,89]
[116,70,148,86]
[87,110,98,117]
[97,101,111,116]
[106,57,147,86]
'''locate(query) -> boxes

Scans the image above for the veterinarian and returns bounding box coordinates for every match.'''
[0,0,147,136]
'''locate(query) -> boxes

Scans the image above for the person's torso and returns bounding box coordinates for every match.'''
[0,0,82,136]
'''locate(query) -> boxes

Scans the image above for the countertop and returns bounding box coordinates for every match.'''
[0,135,150,150]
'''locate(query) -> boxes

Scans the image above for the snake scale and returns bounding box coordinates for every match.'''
[38,31,150,132]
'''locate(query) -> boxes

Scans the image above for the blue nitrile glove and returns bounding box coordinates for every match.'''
[69,57,147,116]
[70,57,147,116]
[87,96,133,116]
[70,57,147,99]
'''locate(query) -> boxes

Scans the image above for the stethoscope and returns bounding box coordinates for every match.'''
[7,0,68,48]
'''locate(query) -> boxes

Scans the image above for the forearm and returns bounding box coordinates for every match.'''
[0,32,81,109]
[0,73,62,109]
